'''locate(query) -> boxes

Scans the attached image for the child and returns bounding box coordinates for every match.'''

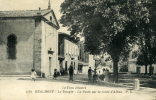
[31,69,37,82]
[53,69,57,80]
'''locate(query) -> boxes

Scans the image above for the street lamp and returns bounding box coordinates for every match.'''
[48,48,54,55]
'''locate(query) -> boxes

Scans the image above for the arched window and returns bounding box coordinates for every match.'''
[7,34,17,59]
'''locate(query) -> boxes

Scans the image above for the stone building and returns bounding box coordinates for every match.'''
[0,3,59,77]
[58,32,79,75]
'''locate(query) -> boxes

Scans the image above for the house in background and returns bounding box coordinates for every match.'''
[128,50,156,74]
[58,32,79,75]
[0,2,59,77]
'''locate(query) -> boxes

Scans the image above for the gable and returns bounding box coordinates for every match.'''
[43,10,59,29]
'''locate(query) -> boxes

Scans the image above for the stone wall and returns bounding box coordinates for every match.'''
[33,18,43,76]
[0,18,35,74]
[41,20,59,77]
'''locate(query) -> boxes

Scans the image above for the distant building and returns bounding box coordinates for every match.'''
[0,2,60,77]
[58,32,79,75]
[128,51,156,74]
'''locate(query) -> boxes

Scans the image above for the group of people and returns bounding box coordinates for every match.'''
[30,64,74,81]
[30,68,60,82]
[53,64,74,81]
[88,67,110,82]
[30,65,109,82]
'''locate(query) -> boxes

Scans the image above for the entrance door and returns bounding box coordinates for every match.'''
[49,57,52,75]
[136,67,140,74]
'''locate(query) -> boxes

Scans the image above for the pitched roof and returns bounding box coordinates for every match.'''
[0,9,60,29]
[0,9,51,17]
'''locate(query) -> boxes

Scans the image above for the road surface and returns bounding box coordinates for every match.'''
[0,77,155,100]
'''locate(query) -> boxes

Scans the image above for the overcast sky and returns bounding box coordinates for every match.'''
[0,0,68,32]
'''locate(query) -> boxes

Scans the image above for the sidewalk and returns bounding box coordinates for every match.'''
[0,76,155,100]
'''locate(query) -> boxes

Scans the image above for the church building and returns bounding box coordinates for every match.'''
[0,1,60,77]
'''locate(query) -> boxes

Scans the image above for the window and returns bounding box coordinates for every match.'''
[7,34,17,59]
[50,16,52,21]
[65,61,68,71]
[78,65,83,73]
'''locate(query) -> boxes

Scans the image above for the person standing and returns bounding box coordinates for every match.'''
[88,67,92,81]
[53,69,58,80]
[93,68,98,83]
[69,64,74,81]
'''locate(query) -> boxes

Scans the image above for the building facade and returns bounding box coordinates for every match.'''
[58,33,79,75]
[0,5,59,77]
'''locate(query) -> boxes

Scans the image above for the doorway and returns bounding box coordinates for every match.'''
[49,57,52,75]
[136,67,140,74]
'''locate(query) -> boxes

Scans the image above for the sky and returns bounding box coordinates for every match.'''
[0,0,68,33]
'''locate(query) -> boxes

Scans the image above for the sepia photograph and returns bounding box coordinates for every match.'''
[0,0,156,100]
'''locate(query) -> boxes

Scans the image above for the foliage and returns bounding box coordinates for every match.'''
[119,65,128,72]
[60,0,150,54]
[60,0,152,82]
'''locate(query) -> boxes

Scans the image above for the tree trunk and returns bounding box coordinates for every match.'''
[145,65,147,75]
[149,64,153,76]
[113,61,118,83]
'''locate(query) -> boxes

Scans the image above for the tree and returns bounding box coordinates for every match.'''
[136,38,156,75]
[60,0,151,83]
[136,50,149,74]
[136,1,156,75]
[136,33,156,75]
